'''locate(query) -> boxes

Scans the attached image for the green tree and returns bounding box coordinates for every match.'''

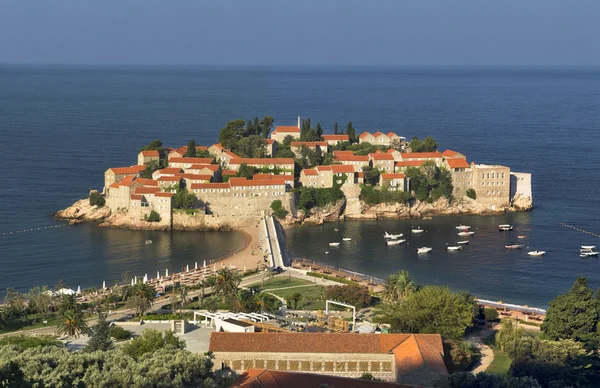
[334,122,339,135]
[270,200,289,219]
[85,311,113,352]
[140,159,161,179]
[89,191,106,207]
[298,188,316,211]
[324,284,371,308]
[237,135,267,158]
[466,188,477,200]
[3,288,27,321]
[126,282,155,317]
[236,163,258,179]
[382,270,417,302]
[173,187,198,209]
[259,116,274,138]
[184,140,196,157]
[541,277,600,344]
[56,294,88,338]
[483,307,499,322]
[140,139,163,151]
[433,372,541,388]
[409,136,438,152]
[346,122,356,143]
[219,119,245,150]
[253,117,261,136]
[361,165,381,186]
[121,328,186,360]
[245,120,255,136]
[145,210,161,222]
[195,149,211,158]
[214,268,241,303]
[28,285,54,321]
[315,123,324,140]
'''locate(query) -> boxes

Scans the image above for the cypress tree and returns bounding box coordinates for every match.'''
[185,140,196,157]
[316,123,323,140]
[347,122,355,143]
[245,120,254,136]
[253,117,260,136]
[334,122,338,135]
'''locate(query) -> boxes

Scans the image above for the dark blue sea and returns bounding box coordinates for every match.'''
[1,66,599,306]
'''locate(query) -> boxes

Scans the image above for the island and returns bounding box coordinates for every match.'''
[56,115,533,231]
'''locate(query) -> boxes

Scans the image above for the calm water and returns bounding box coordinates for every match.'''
[1,66,599,304]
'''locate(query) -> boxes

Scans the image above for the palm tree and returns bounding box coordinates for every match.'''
[214,268,241,303]
[56,294,88,338]
[382,270,417,302]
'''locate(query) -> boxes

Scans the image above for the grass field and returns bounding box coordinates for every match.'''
[483,334,511,375]
[0,314,60,334]
[250,277,327,310]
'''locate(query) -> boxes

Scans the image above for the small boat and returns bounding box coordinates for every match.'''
[505,243,523,249]
[580,246,598,258]
[325,251,329,254]
[517,235,526,239]
[334,228,339,232]
[447,246,462,251]
[528,250,546,256]
[499,224,513,231]
[417,247,432,254]
[329,242,340,247]
[342,238,352,241]
[386,239,405,246]
[411,227,425,234]
[581,245,596,250]
[145,240,152,245]
[384,232,403,239]
[458,231,474,237]
[457,241,469,245]
[456,225,470,230]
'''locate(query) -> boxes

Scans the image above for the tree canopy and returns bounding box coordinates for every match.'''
[405,161,454,202]
[409,136,438,152]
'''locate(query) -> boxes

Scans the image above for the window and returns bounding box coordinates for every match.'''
[492,172,495,178]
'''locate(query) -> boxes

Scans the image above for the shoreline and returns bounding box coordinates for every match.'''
[213,225,263,272]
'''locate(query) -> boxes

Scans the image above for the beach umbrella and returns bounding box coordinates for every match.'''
[166,268,169,277]
[143,274,148,283]
[186,264,189,272]
[131,278,134,286]
[195,262,198,269]
[102,280,106,290]
[203,260,206,268]
[157,271,160,280]
[76,286,81,296]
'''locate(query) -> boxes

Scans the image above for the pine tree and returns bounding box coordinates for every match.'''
[253,117,261,136]
[347,122,356,143]
[316,123,323,140]
[246,120,254,136]
[85,311,113,352]
[334,122,338,135]
[184,140,196,157]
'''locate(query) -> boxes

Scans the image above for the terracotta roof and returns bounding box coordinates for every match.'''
[321,134,349,141]
[316,166,332,172]
[264,139,275,144]
[381,173,406,179]
[109,183,120,189]
[442,149,458,157]
[400,152,443,159]
[387,149,397,154]
[211,143,225,150]
[189,164,220,172]
[333,150,355,157]
[130,194,143,200]
[301,169,318,176]
[174,146,187,155]
[155,167,183,175]
[373,131,386,137]
[387,132,398,138]
[134,178,158,187]
[140,150,159,157]
[253,174,274,180]
[330,165,355,173]
[370,153,395,161]
[393,335,448,376]
[229,158,295,166]
[359,132,371,139]
[155,192,175,198]
[395,160,425,168]
[157,176,182,182]
[445,158,470,169]
[231,369,421,388]
[119,175,136,186]
[221,169,237,176]
[169,157,214,164]
[108,165,145,175]
[273,126,300,133]
[191,183,230,189]
[224,150,241,158]
[196,146,208,151]
[357,172,365,178]
[334,154,370,162]
[134,187,160,194]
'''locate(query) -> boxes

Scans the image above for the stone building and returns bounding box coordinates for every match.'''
[394,160,425,172]
[270,126,301,143]
[321,134,349,146]
[264,139,277,157]
[471,164,511,209]
[169,157,215,169]
[216,150,241,168]
[358,131,404,146]
[104,165,145,191]
[333,153,370,172]
[186,164,221,179]
[208,143,226,158]
[379,173,407,191]
[229,158,295,175]
[290,141,328,156]
[152,167,183,180]
[157,175,182,189]
[299,165,359,188]
[369,152,395,172]
[137,150,160,166]
[444,157,473,199]
[129,189,174,227]
[209,332,447,386]
[398,152,444,166]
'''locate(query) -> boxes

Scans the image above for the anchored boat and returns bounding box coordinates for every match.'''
[458,231,475,237]
[528,250,546,256]
[411,227,425,234]
[384,231,403,239]
[505,243,523,249]
[499,224,513,231]
[580,246,598,258]
[329,242,340,247]
[417,247,432,254]
[386,239,405,246]
[447,246,462,251]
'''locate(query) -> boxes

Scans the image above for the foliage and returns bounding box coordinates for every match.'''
[306,272,358,285]
[258,116,274,138]
[331,141,389,155]
[361,165,380,186]
[195,149,211,158]
[466,188,477,200]
[173,187,198,209]
[236,163,258,179]
[126,282,156,317]
[443,340,479,373]
[218,119,246,150]
[0,335,61,349]
[237,135,267,158]
[346,122,357,143]
[56,294,88,338]
[433,372,542,388]
[122,328,186,360]
[296,186,345,212]
[409,136,438,152]
[483,307,499,322]
[270,200,289,219]
[145,210,161,222]
[377,285,477,340]
[324,284,371,308]
[185,140,196,157]
[89,191,106,207]
[108,325,132,340]
[405,161,454,202]
[140,159,161,179]
[381,270,417,302]
[219,116,274,152]
[295,145,322,169]
[3,289,27,321]
[85,312,113,352]
[0,343,217,387]
[140,139,163,151]
[360,185,411,205]
[541,277,600,345]
[299,118,324,142]
[214,268,241,303]
[359,373,381,381]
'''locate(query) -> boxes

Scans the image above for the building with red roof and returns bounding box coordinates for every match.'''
[229,158,295,175]
[321,134,350,146]
[138,149,160,165]
[271,122,301,142]
[104,165,146,190]
[333,153,370,172]
[369,152,396,172]
[380,173,407,191]
[358,131,404,146]
[169,157,215,169]
[290,141,328,156]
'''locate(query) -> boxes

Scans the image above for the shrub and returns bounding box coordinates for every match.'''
[361,186,411,205]
[0,335,61,349]
[89,192,105,207]
[466,188,477,200]
[443,340,479,372]
[483,307,499,322]
[270,200,289,219]
[306,272,358,285]
[109,325,133,340]
[145,211,161,222]
[324,284,372,308]
[297,187,344,211]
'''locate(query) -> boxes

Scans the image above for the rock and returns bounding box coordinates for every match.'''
[69,219,84,225]
[55,198,111,222]
[511,194,534,211]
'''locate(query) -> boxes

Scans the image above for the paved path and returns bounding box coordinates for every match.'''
[465,328,495,374]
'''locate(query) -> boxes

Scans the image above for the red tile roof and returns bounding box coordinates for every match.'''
[400,152,443,159]
[321,134,349,141]
[229,177,287,187]
[157,176,182,182]
[387,132,398,138]
[301,169,318,176]
[381,173,406,179]
[221,169,237,176]
[316,166,332,172]
[334,154,370,162]
[179,174,212,181]
[169,157,214,164]
[359,132,371,139]
[442,149,458,157]
[272,126,300,133]
[108,165,145,175]
[109,183,120,189]
[155,192,175,198]
[445,158,470,169]
[231,369,420,388]
[387,149,397,154]
[229,158,295,166]
[211,143,225,150]
[357,171,365,178]
[140,150,159,157]
[196,145,208,151]
[134,178,159,187]
[395,160,425,168]
[264,139,275,144]
[189,164,220,172]
[155,167,183,175]
[134,187,160,194]
[330,165,355,173]
[120,175,136,186]
[370,153,395,161]
[333,150,355,157]
[130,194,143,200]
[373,131,385,137]
[191,183,230,189]
[253,174,273,180]
[224,150,241,158]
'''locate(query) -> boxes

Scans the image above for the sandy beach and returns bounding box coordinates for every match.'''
[215,225,264,272]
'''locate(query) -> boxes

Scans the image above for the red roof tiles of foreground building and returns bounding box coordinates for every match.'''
[253,174,274,180]
[179,174,212,181]
[359,132,371,139]
[140,150,159,157]
[109,165,145,175]
[333,150,356,157]
[272,126,300,134]
[370,153,395,161]
[232,369,423,388]
[134,187,160,194]
[155,192,175,198]
[334,154,370,162]
[395,161,426,167]
[157,176,182,182]
[381,173,406,179]
[321,134,349,141]
[211,143,225,150]
[189,164,220,172]
[229,158,295,165]
[290,141,328,147]
[301,169,318,176]
[442,149,459,157]
[224,150,241,158]
[169,157,214,164]
[221,169,237,176]
[155,167,183,175]
[135,178,159,187]
[400,152,443,159]
[445,158,471,169]
[330,165,355,173]
[229,177,287,187]
[372,131,386,137]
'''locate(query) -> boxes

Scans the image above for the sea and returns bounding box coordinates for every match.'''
[1,65,599,306]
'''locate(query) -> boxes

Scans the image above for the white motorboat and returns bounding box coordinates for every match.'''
[411,227,425,234]
[499,224,513,231]
[386,239,405,246]
[447,246,462,251]
[580,246,598,258]
[528,250,546,256]
[457,241,469,245]
[342,238,352,241]
[384,232,403,239]
[581,245,596,250]
[517,235,526,239]
[145,240,152,245]
[329,242,340,247]
[456,225,470,230]
[417,247,432,254]
[505,243,523,249]
[457,231,475,237]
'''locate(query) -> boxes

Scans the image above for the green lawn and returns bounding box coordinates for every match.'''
[0,314,60,334]
[250,277,327,310]
[250,277,317,290]
[483,334,511,375]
